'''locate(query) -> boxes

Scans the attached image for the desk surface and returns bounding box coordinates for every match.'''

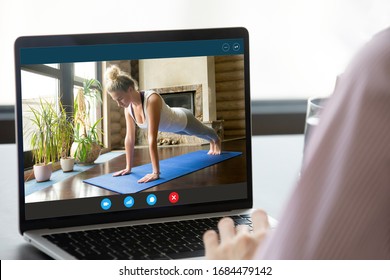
[0,135,303,259]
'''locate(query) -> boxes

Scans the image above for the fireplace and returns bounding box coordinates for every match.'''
[160,91,195,114]
[152,84,203,120]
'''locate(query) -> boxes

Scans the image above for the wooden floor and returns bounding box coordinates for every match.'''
[25,139,247,203]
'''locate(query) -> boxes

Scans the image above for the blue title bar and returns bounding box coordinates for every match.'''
[20,39,244,65]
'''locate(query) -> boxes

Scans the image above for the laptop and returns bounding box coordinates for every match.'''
[14,27,271,260]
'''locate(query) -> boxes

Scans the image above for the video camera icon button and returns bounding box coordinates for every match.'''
[101,198,112,210]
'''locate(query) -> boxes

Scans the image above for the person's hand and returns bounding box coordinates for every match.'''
[113,168,131,177]
[138,172,160,183]
[203,209,270,260]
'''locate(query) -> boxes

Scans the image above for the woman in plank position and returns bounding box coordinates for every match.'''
[105,65,221,183]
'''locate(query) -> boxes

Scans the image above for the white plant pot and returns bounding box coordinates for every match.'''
[60,157,75,172]
[33,163,53,182]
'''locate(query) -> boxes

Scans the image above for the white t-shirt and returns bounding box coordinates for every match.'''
[128,90,187,132]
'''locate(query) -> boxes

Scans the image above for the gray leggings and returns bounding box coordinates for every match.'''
[175,108,219,142]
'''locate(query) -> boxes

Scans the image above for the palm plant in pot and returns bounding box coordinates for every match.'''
[71,79,103,165]
[57,102,75,172]
[27,98,59,182]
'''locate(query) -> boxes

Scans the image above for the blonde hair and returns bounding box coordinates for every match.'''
[105,65,138,93]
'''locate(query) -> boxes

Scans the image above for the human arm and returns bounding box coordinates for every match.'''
[113,107,135,176]
[203,209,270,259]
[138,94,162,183]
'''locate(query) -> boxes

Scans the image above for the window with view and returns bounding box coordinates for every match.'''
[21,62,103,168]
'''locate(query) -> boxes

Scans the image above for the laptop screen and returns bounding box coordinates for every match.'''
[15,28,252,230]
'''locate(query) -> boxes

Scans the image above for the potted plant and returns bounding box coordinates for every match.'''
[72,118,103,165]
[71,79,103,165]
[26,98,59,182]
[57,102,75,172]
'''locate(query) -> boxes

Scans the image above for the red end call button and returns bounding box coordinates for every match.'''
[169,192,179,204]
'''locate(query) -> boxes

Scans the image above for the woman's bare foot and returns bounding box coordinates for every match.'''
[208,137,221,155]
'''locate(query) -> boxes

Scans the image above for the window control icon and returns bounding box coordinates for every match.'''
[233,43,240,51]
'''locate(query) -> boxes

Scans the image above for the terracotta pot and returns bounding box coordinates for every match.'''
[33,163,53,182]
[60,157,75,172]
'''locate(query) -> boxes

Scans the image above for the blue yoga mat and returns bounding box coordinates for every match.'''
[83,150,242,194]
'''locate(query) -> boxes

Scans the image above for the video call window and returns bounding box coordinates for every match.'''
[23,54,246,202]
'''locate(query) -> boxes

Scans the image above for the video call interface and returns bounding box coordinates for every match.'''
[19,38,249,220]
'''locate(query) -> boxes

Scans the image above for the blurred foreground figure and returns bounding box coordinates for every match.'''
[205,27,390,259]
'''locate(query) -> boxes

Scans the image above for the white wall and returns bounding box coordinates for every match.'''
[1,0,390,106]
[139,57,208,91]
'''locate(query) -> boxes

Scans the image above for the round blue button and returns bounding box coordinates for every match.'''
[233,43,240,51]
[101,198,112,210]
[222,43,230,52]
[124,196,135,208]
[146,194,157,206]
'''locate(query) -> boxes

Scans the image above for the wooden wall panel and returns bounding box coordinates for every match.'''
[215,55,245,139]
[106,61,132,149]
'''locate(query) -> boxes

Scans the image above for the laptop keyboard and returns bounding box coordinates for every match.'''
[43,214,252,260]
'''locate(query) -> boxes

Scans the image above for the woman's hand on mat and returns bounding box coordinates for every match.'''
[113,168,131,176]
[138,173,159,183]
[203,209,270,260]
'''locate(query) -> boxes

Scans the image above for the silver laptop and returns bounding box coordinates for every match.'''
[15,27,263,260]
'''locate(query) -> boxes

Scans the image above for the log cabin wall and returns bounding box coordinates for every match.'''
[215,55,245,139]
[105,60,137,149]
